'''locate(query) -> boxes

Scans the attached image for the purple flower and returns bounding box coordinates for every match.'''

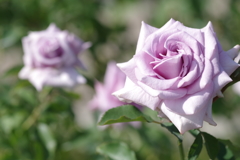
[89,61,128,112]
[113,19,240,133]
[19,24,91,91]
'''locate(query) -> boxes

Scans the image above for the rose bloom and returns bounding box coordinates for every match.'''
[89,61,142,111]
[89,61,142,128]
[19,24,91,91]
[113,19,240,133]
[89,61,127,112]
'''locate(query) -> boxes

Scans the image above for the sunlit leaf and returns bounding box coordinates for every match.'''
[0,112,25,134]
[37,123,56,158]
[96,142,137,160]
[98,105,155,125]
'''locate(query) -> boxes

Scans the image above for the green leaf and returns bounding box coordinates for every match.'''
[3,65,23,77]
[202,132,219,160]
[62,90,80,100]
[98,105,155,125]
[96,142,137,160]
[189,129,201,138]
[0,112,25,134]
[161,122,183,142]
[37,123,56,158]
[218,139,240,159]
[188,133,203,160]
[14,80,33,89]
[217,141,234,160]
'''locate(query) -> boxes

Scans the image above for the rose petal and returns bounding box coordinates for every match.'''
[136,19,176,54]
[25,67,86,91]
[202,22,221,61]
[164,83,213,115]
[161,103,207,134]
[137,81,187,99]
[18,66,32,79]
[136,22,158,54]
[140,76,179,90]
[219,50,239,75]
[104,61,126,92]
[113,78,161,110]
[47,23,61,32]
[177,60,200,88]
[135,52,156,77]
[117,58,138,84]
[58,32,80,66]
[158,88,187,100]
[142,29,179,58]
[165,31,203,57]
[22,37,34,66]
[90,81,124,111]
[204,101,217,126]
[226,45,240,60]
[187,58,212,94]
[213,69,232,97]
[172,21,205,46]
[152,53,183,79]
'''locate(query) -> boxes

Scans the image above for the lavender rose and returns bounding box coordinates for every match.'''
[113,19,240,133]
[89,61,127,111]
[89,61,141,128]
[19,24,91,91]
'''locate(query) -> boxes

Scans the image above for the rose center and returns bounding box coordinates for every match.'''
[150,41,190,79]
[151,51,183,79]
[38,38,63,58]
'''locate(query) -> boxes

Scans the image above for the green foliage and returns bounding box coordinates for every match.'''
[97,142,137,160]
[202,132,220,160]
[98,105,155,125]
[186,132,240,160]
[37,123,56,158]
[218,139,240,159]
[188,133,203,160]
[161,122,183,142]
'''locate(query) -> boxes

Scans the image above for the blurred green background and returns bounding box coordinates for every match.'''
[0,0,240,159]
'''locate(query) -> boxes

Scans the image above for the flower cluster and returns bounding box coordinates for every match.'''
[18,20,240,134]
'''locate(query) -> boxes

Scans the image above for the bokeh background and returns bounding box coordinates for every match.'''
[0,0,240,159]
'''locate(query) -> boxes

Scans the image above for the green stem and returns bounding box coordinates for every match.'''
[179,140,185,160]
[152,120,162,125]
[22,100,49,130]
[22,88,53,130]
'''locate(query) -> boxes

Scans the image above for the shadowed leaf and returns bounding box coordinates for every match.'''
[188,133,203,160]
[202,132,219,160]
[161,122,183,142]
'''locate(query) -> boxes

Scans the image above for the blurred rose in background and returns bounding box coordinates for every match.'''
[88,61,142,128]
[19,24,91,91]
[89,61,126,112]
